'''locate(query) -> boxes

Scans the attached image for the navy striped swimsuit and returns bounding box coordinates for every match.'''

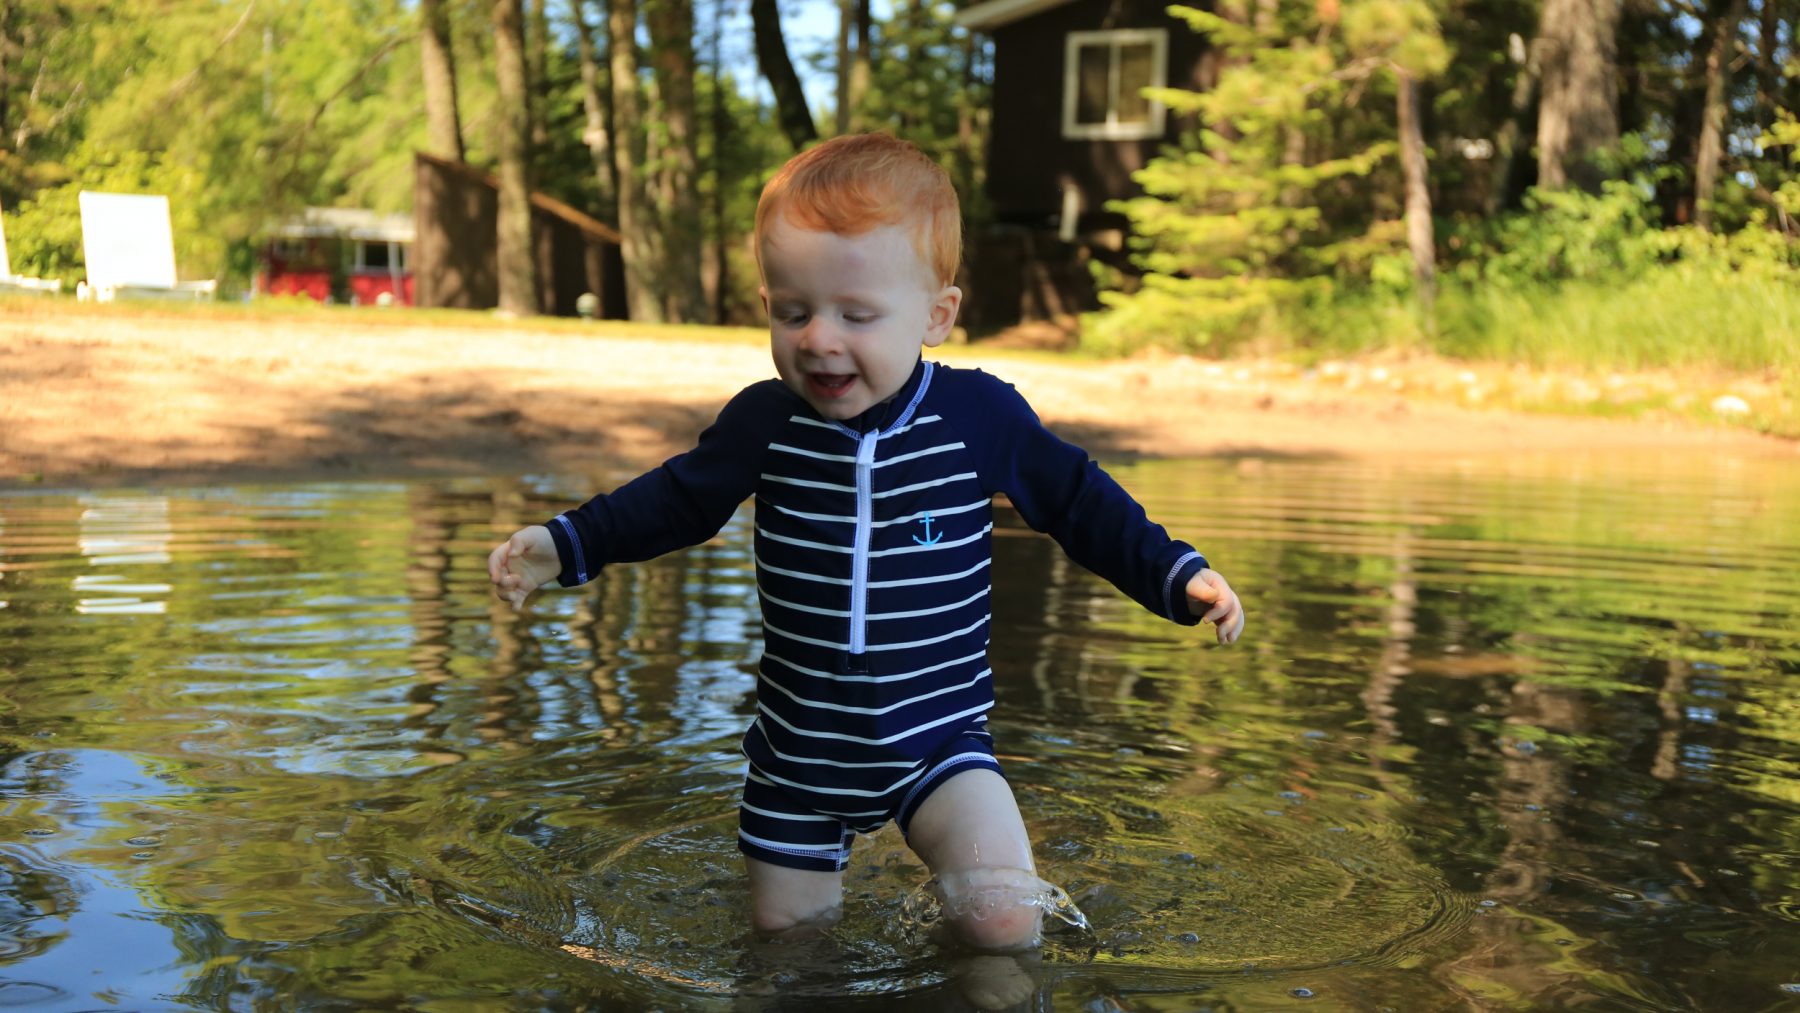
[544,359,1209,872]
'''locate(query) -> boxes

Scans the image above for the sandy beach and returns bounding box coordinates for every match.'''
[1,307,1790,489]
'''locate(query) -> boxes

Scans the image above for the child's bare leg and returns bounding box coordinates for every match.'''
[745,856,844,938]
[905,768,1044,952]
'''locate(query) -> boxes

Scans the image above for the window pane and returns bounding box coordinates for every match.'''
[1116,42,1155,125]
[1075,43,1110,125]
[361,241,390,270]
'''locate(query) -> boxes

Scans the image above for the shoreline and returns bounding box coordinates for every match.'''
[1,309,1791,491]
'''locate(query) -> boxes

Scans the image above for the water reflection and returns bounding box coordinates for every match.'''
[0,451,1796,1008]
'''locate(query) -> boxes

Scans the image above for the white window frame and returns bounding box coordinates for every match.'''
[1062,28,1169,141]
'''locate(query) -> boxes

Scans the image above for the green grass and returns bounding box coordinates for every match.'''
[1430,269,1800,374]
[1086,262,1800,439]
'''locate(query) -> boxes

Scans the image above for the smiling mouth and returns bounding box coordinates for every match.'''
[806,373,856,399]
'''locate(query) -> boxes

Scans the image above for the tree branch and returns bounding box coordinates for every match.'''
[164,1,258,104]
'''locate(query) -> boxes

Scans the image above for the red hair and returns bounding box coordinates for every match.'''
[754,133,962,287]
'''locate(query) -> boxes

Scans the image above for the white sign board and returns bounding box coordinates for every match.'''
[79,191,178,289]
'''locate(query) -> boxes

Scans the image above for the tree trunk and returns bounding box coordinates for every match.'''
[956,30,978,200]
[1759,0,1780,133]
[851,0,872,128]
[1486,33,1538,214]
[836,0,852,135]
[750,0,816,150]
[1693,0,1743,232]
[572,0,616,220]
[420,0,465,161]
[494,0,538,316]
[709,0,729,323]
[1396,67,1437,314]
[0,1,13,144]
[610,0,664,322]
[645,0,705,323]
[1535,0,1621,192]
[526,0,550,152]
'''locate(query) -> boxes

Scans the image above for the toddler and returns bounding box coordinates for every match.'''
[488,133,1245,954]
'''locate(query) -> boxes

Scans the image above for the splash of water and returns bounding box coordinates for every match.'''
[899,867,1091,944]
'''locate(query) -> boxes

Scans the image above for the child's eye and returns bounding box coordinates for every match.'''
[777,311,810,326]
[844,313,877,325]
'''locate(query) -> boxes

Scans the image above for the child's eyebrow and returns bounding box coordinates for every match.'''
[768,290,884,306]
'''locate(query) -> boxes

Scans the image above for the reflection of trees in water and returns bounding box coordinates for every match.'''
[401,484,457,764]
[399,479,706,755]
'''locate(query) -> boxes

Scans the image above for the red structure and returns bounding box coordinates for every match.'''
[256,207,416,306]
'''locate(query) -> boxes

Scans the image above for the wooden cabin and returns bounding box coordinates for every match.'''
[412,153,627,318]
[955,0,1213,330]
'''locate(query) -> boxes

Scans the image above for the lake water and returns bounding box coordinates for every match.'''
[1,451,1797,1011]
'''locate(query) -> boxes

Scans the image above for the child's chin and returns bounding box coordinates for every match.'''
[809,394,871,420]
[815,403,865,421]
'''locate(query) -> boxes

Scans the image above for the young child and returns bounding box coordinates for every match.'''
[488,133,1245,953]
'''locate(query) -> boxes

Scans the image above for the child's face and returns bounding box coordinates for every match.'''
[759,214,961,421]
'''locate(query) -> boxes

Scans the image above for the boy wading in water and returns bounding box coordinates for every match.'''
[489,134,1245,957]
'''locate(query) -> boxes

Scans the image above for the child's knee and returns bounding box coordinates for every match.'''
[949,901,1042,952]
[936,867,1045,952]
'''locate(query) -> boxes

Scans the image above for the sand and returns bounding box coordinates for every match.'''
[1,308,1789,489]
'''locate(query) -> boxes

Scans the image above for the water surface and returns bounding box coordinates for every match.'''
[2,451,1798,1010]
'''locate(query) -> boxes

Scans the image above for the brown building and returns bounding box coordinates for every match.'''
[412,152,627,318]
[956,0,1213,329]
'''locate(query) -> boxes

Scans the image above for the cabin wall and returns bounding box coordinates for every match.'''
[969,0,1213,330]
[413,155,625,318]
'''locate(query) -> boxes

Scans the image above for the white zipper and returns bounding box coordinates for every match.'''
[847,431,878,657]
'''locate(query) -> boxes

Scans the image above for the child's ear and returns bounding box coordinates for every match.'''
[758,285,769,319]
[922,285,963,348]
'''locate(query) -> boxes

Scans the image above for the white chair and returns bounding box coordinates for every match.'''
[0,200,64,294]
[76,191,217,302]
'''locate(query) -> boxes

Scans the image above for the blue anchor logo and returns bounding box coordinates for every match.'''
[912,512,944,546]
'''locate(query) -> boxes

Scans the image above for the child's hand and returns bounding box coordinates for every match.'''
[1185,568,1245,645]
[487,525,561,610]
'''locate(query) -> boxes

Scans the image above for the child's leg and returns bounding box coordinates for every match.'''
[745,856,845,938]
[904,768,1044,952]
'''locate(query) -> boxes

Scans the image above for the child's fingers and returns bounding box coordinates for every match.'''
[487,542,512,586]
[1220,606,1246,644]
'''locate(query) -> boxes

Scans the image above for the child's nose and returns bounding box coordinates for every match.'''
[797,318,843,354]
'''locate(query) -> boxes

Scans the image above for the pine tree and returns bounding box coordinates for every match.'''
[1092,1,1432,352]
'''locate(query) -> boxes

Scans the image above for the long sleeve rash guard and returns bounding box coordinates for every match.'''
[543,360,1209,807]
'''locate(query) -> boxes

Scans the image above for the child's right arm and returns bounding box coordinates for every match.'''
[486,381,791,609]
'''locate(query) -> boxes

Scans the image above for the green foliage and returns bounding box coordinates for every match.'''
[4,150,214,288]
[1086,0,1800,402]
[0,0,457,290]
[1446,180,1673,287]
[843,0,990,217]
[1760,110,1800,223]
[1088,0,1445,355]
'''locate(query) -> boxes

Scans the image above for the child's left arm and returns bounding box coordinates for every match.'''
[955,370,1247,644]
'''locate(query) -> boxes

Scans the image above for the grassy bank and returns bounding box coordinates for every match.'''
[1088,265,1799,439]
